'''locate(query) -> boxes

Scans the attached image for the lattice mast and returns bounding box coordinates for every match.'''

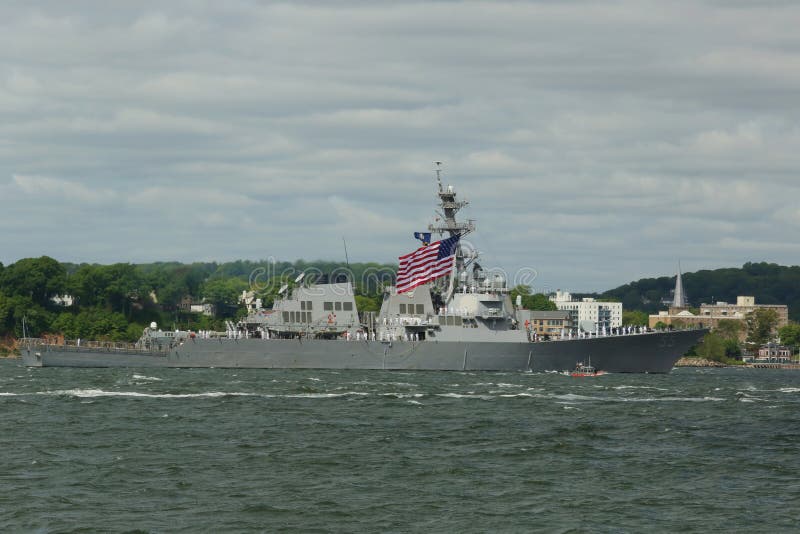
[427,162,475,297]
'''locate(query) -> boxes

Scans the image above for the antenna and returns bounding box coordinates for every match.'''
[435,161,443,192]
[294,272,305,284]
[278,284,288,295]
[342,237,350,267]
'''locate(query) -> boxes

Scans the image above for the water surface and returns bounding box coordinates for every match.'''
[1,360,798,532]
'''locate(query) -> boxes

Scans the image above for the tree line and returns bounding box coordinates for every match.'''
[0,256,392,343]
[596,262,800,322]
[1,257,798,358]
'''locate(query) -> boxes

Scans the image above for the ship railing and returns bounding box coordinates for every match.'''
[19,337,171,355]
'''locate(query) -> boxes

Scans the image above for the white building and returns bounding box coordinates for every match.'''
[190,303,216,316]
[50,294,74,307]
[240,290,263,312]
[550,290,622,331]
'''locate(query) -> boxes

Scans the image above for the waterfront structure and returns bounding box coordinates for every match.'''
[742,343,797,364]
[550,290,622,331]
[699,297,788,328]
[517,310,573,338]
[649,295,789,333]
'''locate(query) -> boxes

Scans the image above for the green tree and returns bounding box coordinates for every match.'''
[201,278,249,316]
[0,256,66,306]
[622,310,648,326]
[723,339,742,360]
[355,294,381,313]
[103,264,146,318]
[778,323,800,349]
[0,291,11,336]
[715,319,743,341]
[67,264,108,308]
[745,308,779,345]
[68,263,148,317]
[696,332,726,361]
[523,294,557,311]
[4,295,53,337]
[509,284,531,306]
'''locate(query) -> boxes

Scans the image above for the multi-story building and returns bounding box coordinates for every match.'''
[698,296,788,327]
[517,310,573,338]
[549,290,622,331]
[649,296,789,334]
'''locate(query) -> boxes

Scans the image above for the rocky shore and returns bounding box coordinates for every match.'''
[675,357,727,368]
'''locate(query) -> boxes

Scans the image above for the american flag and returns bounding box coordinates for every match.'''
[396,234,460,293]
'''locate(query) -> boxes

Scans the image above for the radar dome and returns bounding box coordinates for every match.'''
[150,322,158,329]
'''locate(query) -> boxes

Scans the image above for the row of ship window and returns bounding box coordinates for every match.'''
[399,303,426,315]
[324,301,353,311]
[283,311,313,323]
[299,300,354,311]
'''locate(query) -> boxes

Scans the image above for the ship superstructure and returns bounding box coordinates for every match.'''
[374,164,522,344]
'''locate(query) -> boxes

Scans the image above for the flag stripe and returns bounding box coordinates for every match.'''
[397,248,440,272]
[397,257,454,287]
[396,259,455,292]
[397,255,451,280]
[398,242,440,261]
[396,234,459,293]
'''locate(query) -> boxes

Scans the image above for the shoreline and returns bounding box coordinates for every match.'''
[675,357,727,368]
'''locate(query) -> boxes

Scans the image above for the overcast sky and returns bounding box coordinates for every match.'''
[2,1,799,291]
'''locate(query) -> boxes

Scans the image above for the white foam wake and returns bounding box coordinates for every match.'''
[41,389,254,399]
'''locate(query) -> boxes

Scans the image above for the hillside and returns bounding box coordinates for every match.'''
[596,262,800,321]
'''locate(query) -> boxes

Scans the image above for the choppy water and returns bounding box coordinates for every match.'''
[1,359,799,533]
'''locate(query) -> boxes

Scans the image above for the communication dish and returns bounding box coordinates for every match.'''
[278,284,288,294]
[294,272,305,284]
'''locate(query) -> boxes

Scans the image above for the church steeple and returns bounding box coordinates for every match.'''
[672,262,687,308]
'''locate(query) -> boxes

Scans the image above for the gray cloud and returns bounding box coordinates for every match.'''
[2,1,799,291]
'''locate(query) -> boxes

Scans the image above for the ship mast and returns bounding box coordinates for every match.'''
[427,162,475,299]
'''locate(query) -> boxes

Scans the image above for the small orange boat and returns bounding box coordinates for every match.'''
[570,358,605,377]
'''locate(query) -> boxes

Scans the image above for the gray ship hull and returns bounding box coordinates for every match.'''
[21,329,705,373]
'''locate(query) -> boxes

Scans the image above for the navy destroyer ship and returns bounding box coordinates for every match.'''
[21,168,707,371]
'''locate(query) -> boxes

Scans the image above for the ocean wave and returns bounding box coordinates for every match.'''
[41,389,255,399]
[132,374,162,381]
[553,393,599,402]
[283,392,369,398]
[553,393,725,403]
[436,393,495,400]
[27,389,380,400]
[612,385,668,391]
[380,392,424,398]
[622,396,725,403]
